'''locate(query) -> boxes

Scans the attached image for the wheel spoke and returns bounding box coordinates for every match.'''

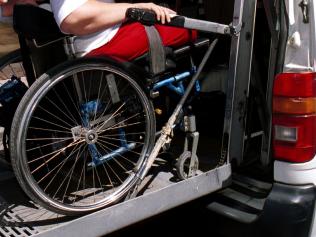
[39,142,84,186]
[97,142,131,172]
[29,139,84,170]
[28,126,73,135]
[32,116,72,132]
[26,137,73,152]
[38,105,75,128]
[97,137,142,157]
[96,112,141,132]
[96,102,126,133]
[92,71,105,123]
[46,90,79,126]
[53,143,85,199]
[62,81,85,124]
[61,145,87,203]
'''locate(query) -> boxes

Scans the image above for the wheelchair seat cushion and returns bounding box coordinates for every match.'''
[13,4,65,44]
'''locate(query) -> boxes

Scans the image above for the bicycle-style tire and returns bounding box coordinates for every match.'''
[0,49,25,81]
[10,57,156,215]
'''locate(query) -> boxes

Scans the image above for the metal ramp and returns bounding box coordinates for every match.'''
[0,155,230,237]
[36,165,231,237]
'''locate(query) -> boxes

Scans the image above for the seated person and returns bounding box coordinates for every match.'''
[50,0,197,61]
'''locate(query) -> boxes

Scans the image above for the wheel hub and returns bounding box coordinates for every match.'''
[85,130,98,144]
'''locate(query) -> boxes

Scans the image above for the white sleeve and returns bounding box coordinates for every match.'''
[50,0,88,27]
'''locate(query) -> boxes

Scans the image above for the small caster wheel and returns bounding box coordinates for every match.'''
[176,151,199,180]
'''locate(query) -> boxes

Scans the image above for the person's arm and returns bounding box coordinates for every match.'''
[61,1,175,36]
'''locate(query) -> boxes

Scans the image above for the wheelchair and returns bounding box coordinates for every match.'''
[2,4,216,215]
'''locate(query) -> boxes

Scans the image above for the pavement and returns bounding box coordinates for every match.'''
[0,21,13,153]
[0,127,9,167]
[0,22,19,57]
[0,125,13,182]
[0,22,19,160]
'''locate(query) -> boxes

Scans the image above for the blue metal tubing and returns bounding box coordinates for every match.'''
[88,128,135,168]
[153,71,191,92]
[88,142,137,168]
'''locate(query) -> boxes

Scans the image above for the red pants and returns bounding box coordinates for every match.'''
[87,22,197,61]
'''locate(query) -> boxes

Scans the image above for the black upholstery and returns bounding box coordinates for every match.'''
[13,4,67,85]
[13,4,65,45]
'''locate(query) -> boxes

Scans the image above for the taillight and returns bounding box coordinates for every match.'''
[272,72,316,163]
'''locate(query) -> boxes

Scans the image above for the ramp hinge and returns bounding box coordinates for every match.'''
[229,22,243,35]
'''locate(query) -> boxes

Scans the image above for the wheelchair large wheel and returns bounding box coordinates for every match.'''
[0,49,25,81]
[10,58,156,215]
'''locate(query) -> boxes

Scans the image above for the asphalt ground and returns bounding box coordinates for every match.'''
[0,22,20,162]
[0,22,19,57]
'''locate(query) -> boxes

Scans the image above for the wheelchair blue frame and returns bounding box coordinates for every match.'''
[153,67,199,95]
[81,66,199,169]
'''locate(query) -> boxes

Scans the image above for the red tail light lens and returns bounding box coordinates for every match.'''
[273,72,316,97]
[272,72,316,163]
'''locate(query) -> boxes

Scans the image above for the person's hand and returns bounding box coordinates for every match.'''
[133,2,176,24]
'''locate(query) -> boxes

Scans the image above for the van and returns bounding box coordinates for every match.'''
[193,0,316,236]
[0,0,315,236]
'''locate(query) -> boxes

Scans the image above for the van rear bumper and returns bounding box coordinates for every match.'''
[256,183,316,237]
